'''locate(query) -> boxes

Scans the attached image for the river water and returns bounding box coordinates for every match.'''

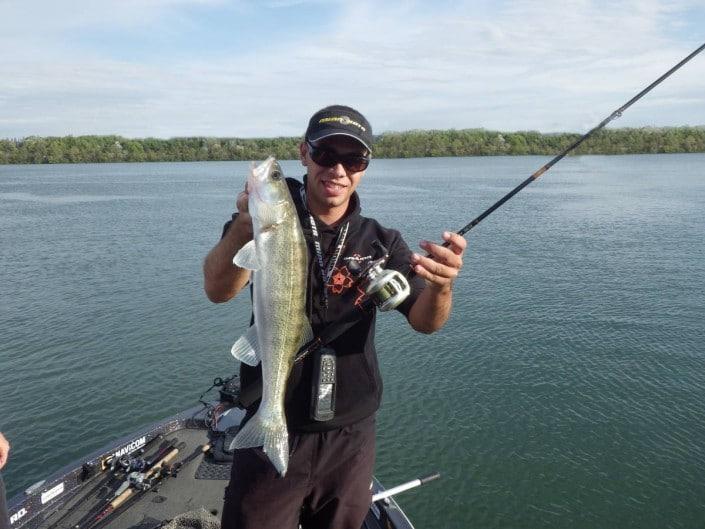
[1,154,704,528]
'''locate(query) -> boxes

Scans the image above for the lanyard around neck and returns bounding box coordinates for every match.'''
[300,185,350,310]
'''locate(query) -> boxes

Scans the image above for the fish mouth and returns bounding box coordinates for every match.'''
[247,157,290,213]
[247,157,278,197]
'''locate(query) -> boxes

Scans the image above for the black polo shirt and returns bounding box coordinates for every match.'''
[221,177,425,432]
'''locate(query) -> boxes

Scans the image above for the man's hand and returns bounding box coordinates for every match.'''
[0,432,10,470]
[407,231,467,334]
[410,231,467,291]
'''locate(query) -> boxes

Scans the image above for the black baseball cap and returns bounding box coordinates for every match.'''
[305,105,373,152]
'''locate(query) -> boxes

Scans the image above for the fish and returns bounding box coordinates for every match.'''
[228,156,312,476]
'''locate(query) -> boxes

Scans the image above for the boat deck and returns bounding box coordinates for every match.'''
[11,404,414,529]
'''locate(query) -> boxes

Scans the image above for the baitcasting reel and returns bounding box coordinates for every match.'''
[353,241,411,312]
[362,259,410,312]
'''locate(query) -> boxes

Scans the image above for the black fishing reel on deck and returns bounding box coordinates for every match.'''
[351,241,411,312]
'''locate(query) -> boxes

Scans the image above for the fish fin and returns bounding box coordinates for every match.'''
[233,240,260,270]
[300,318,314,347]
[230,413,289,476]
[230,324,260,366]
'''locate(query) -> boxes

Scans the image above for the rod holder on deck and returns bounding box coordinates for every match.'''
[371,472,441,503]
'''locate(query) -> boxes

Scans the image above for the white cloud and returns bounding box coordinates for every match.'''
[0,0,703,137]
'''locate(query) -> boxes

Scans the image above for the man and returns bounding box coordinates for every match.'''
[0,432,10,529]
[203,105,466,529]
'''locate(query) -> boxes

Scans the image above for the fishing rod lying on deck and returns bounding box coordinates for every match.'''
[442,42,705,245]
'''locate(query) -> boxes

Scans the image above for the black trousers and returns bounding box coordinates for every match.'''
[0,474,9,529]
[221,415,375,529]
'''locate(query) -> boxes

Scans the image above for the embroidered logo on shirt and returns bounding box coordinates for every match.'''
[353,286,366,308]
[327,266,354,294]
[343,254,373,263]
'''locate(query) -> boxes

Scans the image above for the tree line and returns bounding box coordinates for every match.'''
[1,127,703,164]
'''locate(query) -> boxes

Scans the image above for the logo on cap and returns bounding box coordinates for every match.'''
[318,115,366,132]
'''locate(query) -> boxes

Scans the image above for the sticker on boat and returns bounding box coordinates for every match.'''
[10,507,28,525]
[112,436,146,459]
[40,482,64,504]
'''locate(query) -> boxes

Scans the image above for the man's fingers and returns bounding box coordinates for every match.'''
[236,190,249,213]
[442,231,467,255]
[411,253,459,281]
[420,240,463,270]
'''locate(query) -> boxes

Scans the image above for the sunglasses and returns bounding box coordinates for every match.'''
[306,140,370,172]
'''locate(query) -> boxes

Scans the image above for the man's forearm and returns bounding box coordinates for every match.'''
[407,284,453,334]
[203,223,252,303]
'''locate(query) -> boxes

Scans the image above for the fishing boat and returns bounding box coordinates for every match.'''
[6,374,435,529]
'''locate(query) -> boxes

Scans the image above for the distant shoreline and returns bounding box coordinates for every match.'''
[1,126,704,164]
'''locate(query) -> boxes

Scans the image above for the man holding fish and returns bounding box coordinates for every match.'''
[203,105,466,529]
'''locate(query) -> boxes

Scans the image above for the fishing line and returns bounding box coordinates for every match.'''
[443,42,705,245]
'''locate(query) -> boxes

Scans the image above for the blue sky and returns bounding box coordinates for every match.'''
[1,0,703,138]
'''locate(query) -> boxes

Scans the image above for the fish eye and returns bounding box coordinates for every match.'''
[271,169,282,180]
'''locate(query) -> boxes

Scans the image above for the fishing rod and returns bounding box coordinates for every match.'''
[45,435,167,529]
[443,41,705,244]
[73,441,182,529]
[315,44,705,312]
[78,446,181,529]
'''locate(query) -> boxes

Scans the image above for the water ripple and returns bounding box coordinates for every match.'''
[3,157,705,529]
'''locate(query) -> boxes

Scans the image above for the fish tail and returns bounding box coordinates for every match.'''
[230,413,290,476]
